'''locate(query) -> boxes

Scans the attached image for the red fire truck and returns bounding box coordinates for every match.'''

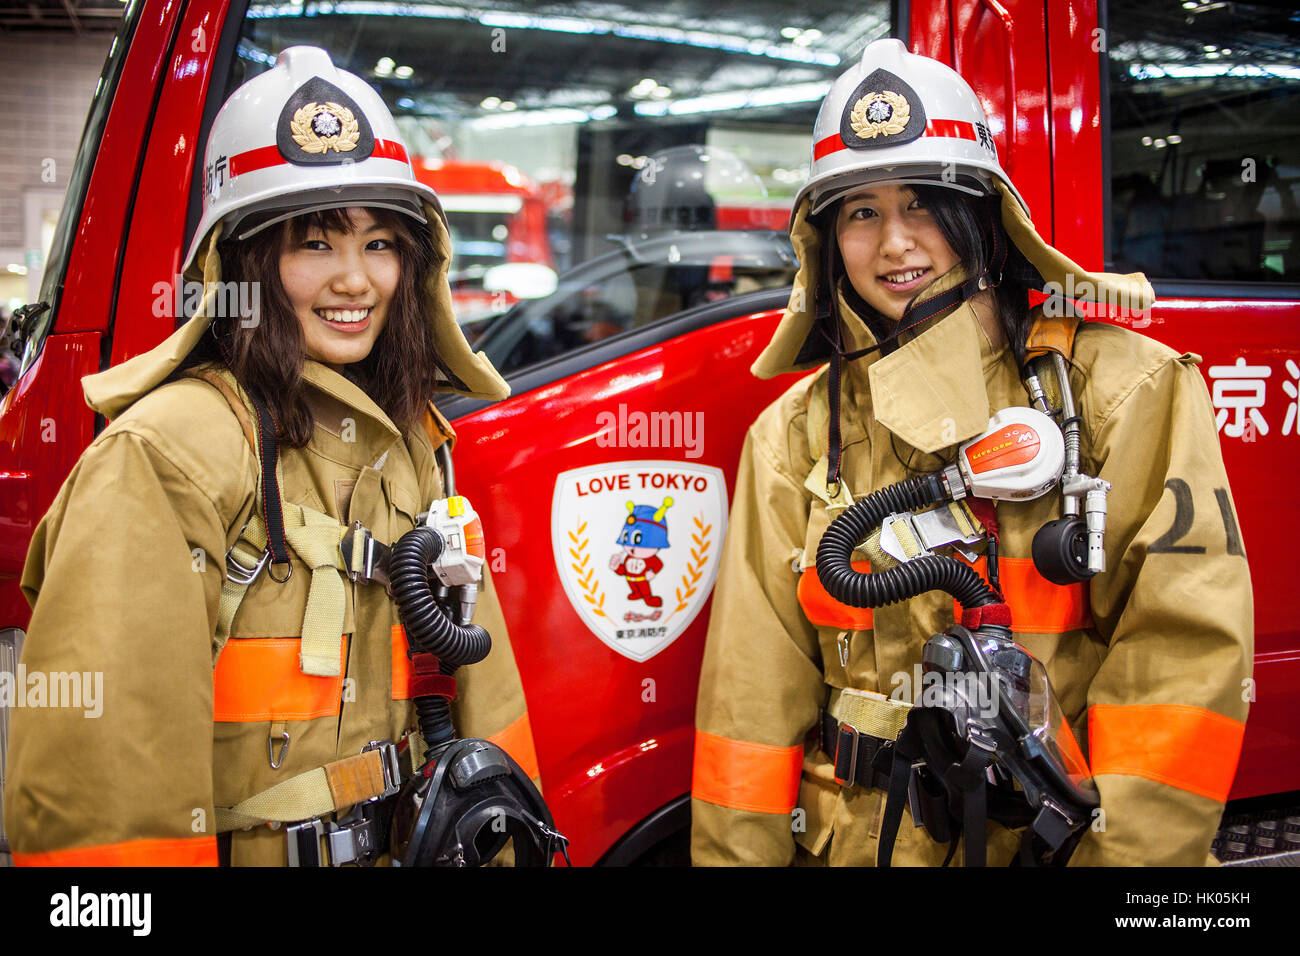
[412,158,555,326]
[1,0,1296,865]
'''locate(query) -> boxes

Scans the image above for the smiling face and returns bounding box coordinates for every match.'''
[834,183,961,324]
[278,207,401,370]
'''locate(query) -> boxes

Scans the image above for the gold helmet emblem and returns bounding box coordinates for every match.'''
[849,91,910,139]
[290,102,361,154]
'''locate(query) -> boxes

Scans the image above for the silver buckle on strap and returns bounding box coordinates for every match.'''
[284,741,403,866]
[286,818,324,867]
[286,812,381,867]
[340,522,393,592]
[226,517,271,586]
[363,739,402,799]
[325,809,381,866]
[833,721,859,787]
[225,545,270,586]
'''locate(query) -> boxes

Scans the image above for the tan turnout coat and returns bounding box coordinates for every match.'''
[691,289,1253,866]
[5,362,535,866]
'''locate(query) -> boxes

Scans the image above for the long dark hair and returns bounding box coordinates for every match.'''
[826,182,1043,366]
[186,206,442,447]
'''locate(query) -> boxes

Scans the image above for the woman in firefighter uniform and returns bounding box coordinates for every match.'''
[4,48,540,866]
[691,39,1253,866]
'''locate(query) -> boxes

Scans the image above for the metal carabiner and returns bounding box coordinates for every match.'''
[269,731,291,769]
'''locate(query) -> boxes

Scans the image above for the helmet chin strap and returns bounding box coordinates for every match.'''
[821,221,1009,491]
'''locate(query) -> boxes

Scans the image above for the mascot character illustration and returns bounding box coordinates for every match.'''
[609,497,673,617]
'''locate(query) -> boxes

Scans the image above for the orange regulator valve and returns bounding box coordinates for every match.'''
[424,495,486,587]
[942,408,1065,502]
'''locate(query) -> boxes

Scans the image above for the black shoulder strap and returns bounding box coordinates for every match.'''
[247,393,290,568]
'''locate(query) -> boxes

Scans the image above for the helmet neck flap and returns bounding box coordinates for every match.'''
[754,39,1156,490]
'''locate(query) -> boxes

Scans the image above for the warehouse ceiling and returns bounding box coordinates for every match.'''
[0,0,127,33]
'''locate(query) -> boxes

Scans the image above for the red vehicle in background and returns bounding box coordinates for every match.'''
[413,158,558,329]
[1,0,1297,866]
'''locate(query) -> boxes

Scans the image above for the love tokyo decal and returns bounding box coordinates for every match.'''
[552,462,728,662]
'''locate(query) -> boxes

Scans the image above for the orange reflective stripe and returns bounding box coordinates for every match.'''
[391,624,413,700]
[692,729,802,815]
[14,836,218,867]
[798,561,873,630]
[488,712,540,780]
[1089,704,1245,802]
[954,556,1091,634]
[213,637,346,722]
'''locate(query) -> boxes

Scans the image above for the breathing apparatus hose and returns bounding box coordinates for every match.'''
[389,525,491,751]
[817,475,1097,867]
[816,474,1001,611]
[387,523,570,866]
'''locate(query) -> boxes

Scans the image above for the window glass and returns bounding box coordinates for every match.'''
[475,229,798,371]
[222,2,892,372]
[1106,0,1300,283]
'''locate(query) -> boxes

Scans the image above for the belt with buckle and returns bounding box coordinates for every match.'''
[286,806,387,867]
[285,740,402,866]
[820,710,894,791]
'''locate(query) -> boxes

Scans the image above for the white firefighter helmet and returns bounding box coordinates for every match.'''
[83,45,509,416]
[182,45,440,274]
[796,37,1029,218]
[751,38,1155,382]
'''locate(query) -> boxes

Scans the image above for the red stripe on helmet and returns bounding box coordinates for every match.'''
[228,144,283,178]
[812,119,977,165]
[228,139,410,178]
[371,139,409,163]
[813,133,845,161]
[924,119,977,141]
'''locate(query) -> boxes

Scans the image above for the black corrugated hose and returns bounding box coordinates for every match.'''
[389,525,491,751]
[815,473,999,611]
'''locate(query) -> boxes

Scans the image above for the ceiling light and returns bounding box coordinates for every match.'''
[470,107,591,129]
[634,81,826,117]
